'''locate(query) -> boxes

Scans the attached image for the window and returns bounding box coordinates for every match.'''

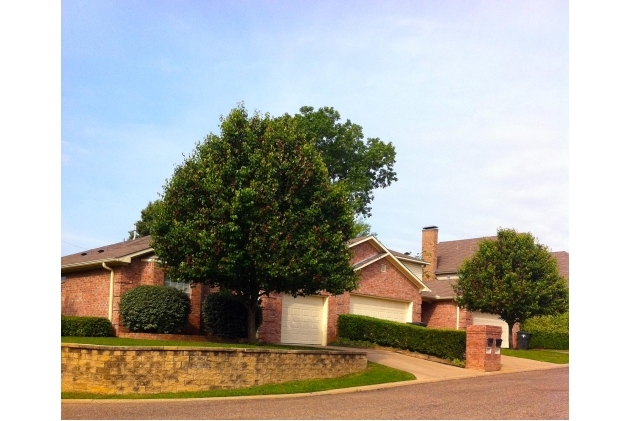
[164,275,191,295]
[381,264,386,273]
[61,275,66,283]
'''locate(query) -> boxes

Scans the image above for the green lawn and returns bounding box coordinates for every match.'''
[61,336,318,350]
[501,349,569,364]
[61,361,415,400]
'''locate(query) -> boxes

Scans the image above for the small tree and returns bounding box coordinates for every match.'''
[151,105,359,343]
[453,228,568,349]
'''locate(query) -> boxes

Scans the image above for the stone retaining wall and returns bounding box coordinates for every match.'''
[61,344,368,395]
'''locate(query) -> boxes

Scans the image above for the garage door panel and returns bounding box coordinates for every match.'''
[281,295,326,345]
[350,295,411,323]
[472,312,509,348]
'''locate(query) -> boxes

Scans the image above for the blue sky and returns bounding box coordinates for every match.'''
[61,0,569,256]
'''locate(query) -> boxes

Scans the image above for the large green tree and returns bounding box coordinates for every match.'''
[453,228,569,349]
[151,105,358,343]
[130,106,396,238]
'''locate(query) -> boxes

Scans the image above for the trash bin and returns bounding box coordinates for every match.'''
[407,322,427,327]
[517,331,532,350]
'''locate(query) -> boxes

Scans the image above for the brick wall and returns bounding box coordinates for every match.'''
[61,268,110,318]
[350,241,381,265]
[465,325,502,371]
[61,343,367,395]
[62,256,206,336]
[258,294,282,344]
[421,301,474,331]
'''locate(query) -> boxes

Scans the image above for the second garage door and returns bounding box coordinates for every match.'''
[472,312,509,348]
[280,295,327,345]
[349,295,412,323]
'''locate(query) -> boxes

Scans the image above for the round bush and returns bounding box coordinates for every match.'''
[202,292,262,338]
[119,285,191,334]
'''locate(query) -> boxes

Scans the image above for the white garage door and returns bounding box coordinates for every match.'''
[472,312,509,348]
[349,295,411,323]
[281,295,327,345]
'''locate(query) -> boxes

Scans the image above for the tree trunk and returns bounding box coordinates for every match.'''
[508,322,515,349]
[246,302,257,344]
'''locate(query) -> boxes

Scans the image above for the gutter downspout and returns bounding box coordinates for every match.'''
[102,263,114,321]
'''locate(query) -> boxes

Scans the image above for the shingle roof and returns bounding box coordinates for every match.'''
[61,236,153,267]
[434,236,569,281]
[435,237,496,274]
[421,279,457,300]
[387,249,419,260]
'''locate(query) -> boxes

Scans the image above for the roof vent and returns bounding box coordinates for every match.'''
[423,225,438,230]
[80,252,87,256]
[97,249,105,253]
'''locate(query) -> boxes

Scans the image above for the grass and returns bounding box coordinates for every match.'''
[61,336,318,350]
[501,348,569,364]
[61,361,415,400]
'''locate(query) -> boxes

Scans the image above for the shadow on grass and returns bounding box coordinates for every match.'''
[501,349,569,364]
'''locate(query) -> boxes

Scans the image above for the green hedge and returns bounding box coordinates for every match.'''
[521,313,569,350]
[119,285,191,334]
[61,316,114,337]
[337,314,466,361]
[202,292,262,338]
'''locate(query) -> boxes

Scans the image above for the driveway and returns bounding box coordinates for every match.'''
[324,346,564,389]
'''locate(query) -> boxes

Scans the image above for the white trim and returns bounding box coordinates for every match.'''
[349,236,430,292]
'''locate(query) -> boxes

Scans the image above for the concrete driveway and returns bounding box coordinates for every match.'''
[321,345,564,389]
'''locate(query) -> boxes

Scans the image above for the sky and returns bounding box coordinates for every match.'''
[61,0,569,257]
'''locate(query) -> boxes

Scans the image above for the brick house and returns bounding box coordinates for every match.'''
[61,236,209,336]
[61,234,430,344]
[257,235,430,345]
[399,226,570,348]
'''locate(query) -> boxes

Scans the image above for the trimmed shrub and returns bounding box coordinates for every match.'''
[119,285,191,334]
[202,292,262,338]
[337,314,466,361]
[61,316,114,337]
[521,312,569,350]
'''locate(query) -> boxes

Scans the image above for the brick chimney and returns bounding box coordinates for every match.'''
[421,226,438,281]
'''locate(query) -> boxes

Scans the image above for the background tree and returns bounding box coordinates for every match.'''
[128,200,163,239]
[294,106,397,217]
[130,105,396,238]
[151,105,359,343]
[351,217,377,238]
[453,228,568,349]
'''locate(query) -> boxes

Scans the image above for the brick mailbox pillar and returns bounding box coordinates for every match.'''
[466,325,502,371]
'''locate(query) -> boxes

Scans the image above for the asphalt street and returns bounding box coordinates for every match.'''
[61,366,569,420]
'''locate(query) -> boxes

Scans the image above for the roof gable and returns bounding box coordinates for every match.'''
[348,236,430,292]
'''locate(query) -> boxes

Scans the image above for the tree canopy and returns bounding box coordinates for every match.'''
[129,105,396,238]
[293,106,397,217]
[151,105,359,342]
[453,228,569,348]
